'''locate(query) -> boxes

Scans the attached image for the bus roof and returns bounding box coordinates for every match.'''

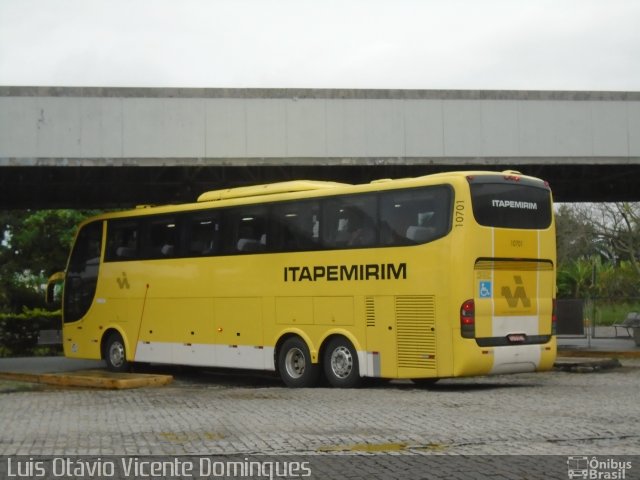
[197,180,349,202]
[86,170,549,223]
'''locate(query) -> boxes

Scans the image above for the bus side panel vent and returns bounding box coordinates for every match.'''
[365,296,376,327]
[395,295,436,370]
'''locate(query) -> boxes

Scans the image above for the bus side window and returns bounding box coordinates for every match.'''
[141,217,179,259]
[379,186,452,246]
[186,212,221,256]
[105,220,139,261]
[269,200,320,252]
[227,206,268,254]
[323,195,377,249]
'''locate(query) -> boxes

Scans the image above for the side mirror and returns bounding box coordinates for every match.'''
[46,271,65,305]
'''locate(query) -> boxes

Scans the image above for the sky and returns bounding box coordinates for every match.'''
[0,0,639,91]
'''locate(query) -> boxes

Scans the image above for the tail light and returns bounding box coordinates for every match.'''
[460,299,475,338]
[551,299,557,335]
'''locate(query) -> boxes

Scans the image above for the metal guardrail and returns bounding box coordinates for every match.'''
[37,330,62,346]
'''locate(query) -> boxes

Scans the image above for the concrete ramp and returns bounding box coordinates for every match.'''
[0,369,173,389]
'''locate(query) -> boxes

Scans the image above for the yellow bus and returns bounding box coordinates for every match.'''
[49,170,556,387]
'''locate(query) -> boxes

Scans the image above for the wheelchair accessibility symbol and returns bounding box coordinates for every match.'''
[479,281,492,298]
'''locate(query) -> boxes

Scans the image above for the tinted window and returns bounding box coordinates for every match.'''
[105,220,139,261]
[270,200,320,252]
[323,195,377,248]
[185,212,221,256]
[64,221,102,323]
[141,216,179,259]
[101,184,456,260]
[225,206,268,253]
[470,183,552,229]
[379,186,452,245]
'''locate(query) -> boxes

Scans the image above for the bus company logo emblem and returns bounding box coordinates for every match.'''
[502,275,531,308]
[283,263,406,282]
[116,272,130,290]
[491,199,538,210]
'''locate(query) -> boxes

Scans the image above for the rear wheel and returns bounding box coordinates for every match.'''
[104,332,130,372]
[323,337,360,388]
[278,337,319,388]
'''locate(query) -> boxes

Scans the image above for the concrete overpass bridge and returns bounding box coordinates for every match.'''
[1,87,639,208]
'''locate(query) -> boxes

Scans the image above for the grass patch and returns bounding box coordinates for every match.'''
[591,300,640,326]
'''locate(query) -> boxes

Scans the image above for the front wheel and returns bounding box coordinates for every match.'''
[323,337,360,388]
[104,332,130,372]
[278,337,320,388]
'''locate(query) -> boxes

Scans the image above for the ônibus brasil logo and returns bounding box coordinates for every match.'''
[567,457,632,479]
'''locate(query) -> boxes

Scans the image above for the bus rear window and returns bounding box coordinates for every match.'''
[470,182,552,229]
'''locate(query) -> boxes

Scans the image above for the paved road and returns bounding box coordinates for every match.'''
[1,361,638,479]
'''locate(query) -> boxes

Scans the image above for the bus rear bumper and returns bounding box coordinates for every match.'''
[492,340,556,375]
[490,344,544,374]
[454,338,556,377]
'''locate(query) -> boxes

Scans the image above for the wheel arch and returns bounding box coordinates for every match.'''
[273,328,363,373]
[319,331,362,387]
[100,327,133,361]
[318,330,362,362]
[273,329,317,373]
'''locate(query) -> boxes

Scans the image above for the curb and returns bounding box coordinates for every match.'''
[557,349,640,359]
[0,369,173,389]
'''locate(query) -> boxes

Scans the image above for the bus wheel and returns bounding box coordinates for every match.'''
[323,337,360,388]
[278,337,319,388]
[105,332,129,372]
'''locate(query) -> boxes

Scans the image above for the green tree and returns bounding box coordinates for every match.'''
[0,210,99,313]
[594,260,638,298]
[556,202,640,300]
[555,204,598,266]
[570,203,640,275]
[557,257,596,298]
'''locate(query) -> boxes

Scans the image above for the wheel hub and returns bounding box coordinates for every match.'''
[330,346,353,378]
[109,342,125,368]
[284,347,306,379]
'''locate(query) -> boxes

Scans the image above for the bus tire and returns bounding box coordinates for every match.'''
[323,337,360,388]
[278,337,319,388]
[104,332,130,372]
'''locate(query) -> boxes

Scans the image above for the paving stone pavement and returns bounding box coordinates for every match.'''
[1,361,639,478]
